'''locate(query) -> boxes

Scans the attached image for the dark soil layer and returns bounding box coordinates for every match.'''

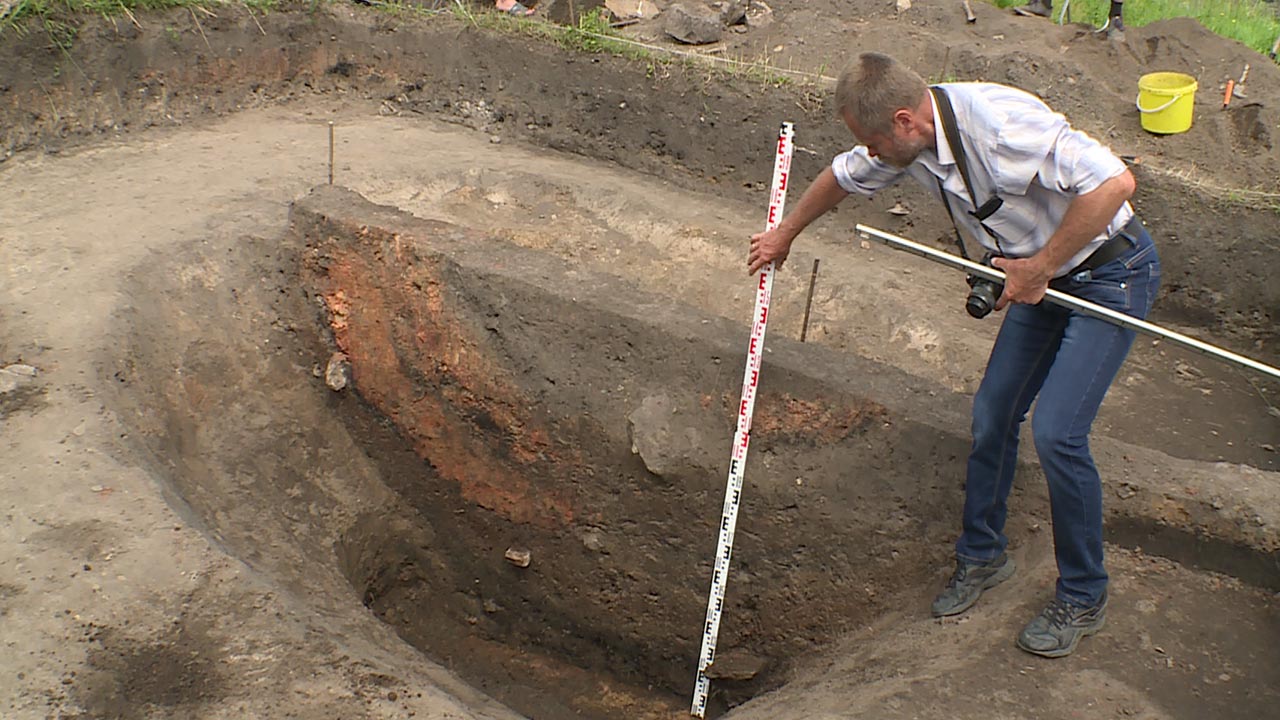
[295,185,976,717]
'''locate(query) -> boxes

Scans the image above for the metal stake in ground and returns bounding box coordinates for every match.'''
[328,121,335,185]
[801,258,820,342]
[691,122,795,718]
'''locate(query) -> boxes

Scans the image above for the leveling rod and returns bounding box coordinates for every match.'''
[690,122,795,718]
[856,224,1280,381]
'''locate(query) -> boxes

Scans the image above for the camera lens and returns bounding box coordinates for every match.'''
[966,281,999,319]
[966,295,992,318]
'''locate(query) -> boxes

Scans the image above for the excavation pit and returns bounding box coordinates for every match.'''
[22,127,1266,720]
[298,185,972,717]
[4,5,1280,719]
[110,174,1279,718]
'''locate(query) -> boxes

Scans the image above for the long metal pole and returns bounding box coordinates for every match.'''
[855,224,1280,381]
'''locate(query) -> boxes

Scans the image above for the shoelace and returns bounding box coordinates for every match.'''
[1042,598,1080,628]
[946,560,969,589]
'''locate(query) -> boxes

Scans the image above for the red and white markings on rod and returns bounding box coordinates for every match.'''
[691,122,795,718]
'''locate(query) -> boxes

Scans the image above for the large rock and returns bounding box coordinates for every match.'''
[703,648,767,680]
[663,2,723,45]
[627,392,716,482]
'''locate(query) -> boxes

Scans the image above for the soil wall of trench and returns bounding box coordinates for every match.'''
[291,185,1280,707]
[1,4,1278,355]
[295,185,976,702]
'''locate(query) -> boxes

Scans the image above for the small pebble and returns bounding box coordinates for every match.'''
[504,547,531,568]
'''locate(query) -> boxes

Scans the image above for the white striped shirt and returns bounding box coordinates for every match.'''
[831,82,1133,277]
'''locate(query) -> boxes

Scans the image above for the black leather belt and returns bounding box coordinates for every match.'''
[1063,214,1143,277]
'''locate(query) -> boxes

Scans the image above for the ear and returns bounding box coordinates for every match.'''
[891,108,915,134]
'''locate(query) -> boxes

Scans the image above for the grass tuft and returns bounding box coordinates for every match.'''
[2,0,281,42]
[990,0,1280,57]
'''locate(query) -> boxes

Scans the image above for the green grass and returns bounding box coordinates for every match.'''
[1,0,279,50]
[445,3,650,59]
[454,4,654,68]
[991,0,1280,56]
[4,0,277,26]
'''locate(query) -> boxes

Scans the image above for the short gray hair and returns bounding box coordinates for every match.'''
[835,53,928,135]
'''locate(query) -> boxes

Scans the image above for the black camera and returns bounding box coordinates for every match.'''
[965,254,1004,319]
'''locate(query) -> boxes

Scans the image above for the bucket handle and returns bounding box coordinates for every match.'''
[1136,93,1182,114]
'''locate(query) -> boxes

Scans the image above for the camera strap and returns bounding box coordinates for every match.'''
[929,86,1005,258]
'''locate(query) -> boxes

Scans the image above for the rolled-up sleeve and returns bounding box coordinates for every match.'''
[831,147,906,195]
[1035,126,1127,196]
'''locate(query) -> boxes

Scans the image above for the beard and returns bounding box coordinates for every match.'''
[880,135,929,168]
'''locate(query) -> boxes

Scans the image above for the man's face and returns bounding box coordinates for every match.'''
[842,109,928,168]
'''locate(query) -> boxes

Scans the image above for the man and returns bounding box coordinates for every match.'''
[1016,0,1127,41]
[747,53,1160,658]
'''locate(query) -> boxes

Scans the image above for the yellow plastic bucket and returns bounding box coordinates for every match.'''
[1136,72,1197,134]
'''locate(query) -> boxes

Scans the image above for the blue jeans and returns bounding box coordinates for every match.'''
[956,223,1161,606]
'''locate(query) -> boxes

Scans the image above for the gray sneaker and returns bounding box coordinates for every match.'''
[1016,593,1107,658]
[930,554,1016,618]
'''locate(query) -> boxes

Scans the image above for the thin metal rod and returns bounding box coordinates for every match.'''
[328,121,335,185]
[801,258,820,342]
[855,223,1280,381]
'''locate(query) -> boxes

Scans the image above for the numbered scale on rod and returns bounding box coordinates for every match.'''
[690,122,795,718]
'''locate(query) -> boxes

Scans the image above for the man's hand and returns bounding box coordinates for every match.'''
[748,227,796,275]
[742,166,850,276]
[990,255,1052,310]
[988,171,1136,311]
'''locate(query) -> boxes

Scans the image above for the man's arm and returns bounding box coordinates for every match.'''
[990,169,1135,309]
[747,166,850,275]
